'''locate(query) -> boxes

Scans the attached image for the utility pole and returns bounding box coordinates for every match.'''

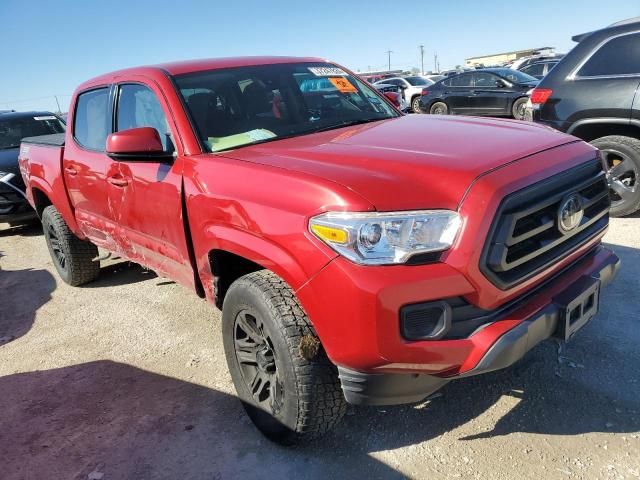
[54,95,62,114]
[434,52,439,73]
[386,50,393,71]
[419,45,425,75]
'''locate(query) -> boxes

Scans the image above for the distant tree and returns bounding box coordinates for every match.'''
[410,67,420,74]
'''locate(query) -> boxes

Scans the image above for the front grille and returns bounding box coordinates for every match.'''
[481,159,609,289]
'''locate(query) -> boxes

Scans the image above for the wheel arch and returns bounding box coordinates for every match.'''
[567,119,640,142]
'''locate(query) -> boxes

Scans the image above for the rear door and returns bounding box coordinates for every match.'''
[471,72,511,115]
[443,74,474,114]
[64,86,116,246]
[106,79,195,289]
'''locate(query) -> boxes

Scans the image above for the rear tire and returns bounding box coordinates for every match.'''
[512,97,528,120]
[41,205,100,286]
[411,96,422,113]
[429,102,449,115]
[222,270,346,445]
[591,135,640,217]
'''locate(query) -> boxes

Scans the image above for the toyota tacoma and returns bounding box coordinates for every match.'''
[18,57,619,444]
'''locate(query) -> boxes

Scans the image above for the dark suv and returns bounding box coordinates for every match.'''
[0,111,65,225]
[528,17,640,216]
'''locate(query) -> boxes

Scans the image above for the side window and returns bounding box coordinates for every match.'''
[578,33,640,77]
[116,84,172,151]
[472,72,497,87]
[74,88,110,151]
[522,63,545,77]
[450,74,472,87]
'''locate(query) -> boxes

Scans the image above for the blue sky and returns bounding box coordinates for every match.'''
[1,0,637,112]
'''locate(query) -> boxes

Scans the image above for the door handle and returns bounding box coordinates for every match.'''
[64,166,78,176]
[107,176,129,187]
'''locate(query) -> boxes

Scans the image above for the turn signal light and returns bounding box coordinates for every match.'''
[310,224,349,244]
[530,88,553,105]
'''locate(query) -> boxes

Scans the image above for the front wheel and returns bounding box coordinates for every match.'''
[41,205,100,286]
[429,101,449,115]
[512,97,528,120]
[591,135,640,217]
[222,270,346,444]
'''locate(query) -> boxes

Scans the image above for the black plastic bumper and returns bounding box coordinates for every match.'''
[338,251,620,406]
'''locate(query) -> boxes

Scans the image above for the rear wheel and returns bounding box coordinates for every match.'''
[411,96,422,113]
[430,102,449,115]
[591,136,640,217]
[222,270,346,444]
[41,205,100,286]
[512,97,528,120]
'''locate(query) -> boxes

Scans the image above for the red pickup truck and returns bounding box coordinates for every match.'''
[19,57,619,444]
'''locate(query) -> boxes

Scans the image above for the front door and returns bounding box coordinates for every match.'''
[106,79,195,289]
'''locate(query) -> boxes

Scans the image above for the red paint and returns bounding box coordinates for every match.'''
[18,57,618,377]
[106,127,164,155]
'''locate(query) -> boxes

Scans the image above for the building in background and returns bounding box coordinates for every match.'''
[465,47,555,67]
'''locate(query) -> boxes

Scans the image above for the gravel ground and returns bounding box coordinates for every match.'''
[0,216,638,480]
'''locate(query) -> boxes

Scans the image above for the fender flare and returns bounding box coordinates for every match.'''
[28,176,82,236]
[566,117,633,136]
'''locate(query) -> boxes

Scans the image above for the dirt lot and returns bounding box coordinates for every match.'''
[0,216,638,480]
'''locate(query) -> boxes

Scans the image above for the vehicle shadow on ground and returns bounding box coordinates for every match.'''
[0,263,56,346]
[0,361,403,480]
[82,260,158,288]
[0,221,42,238]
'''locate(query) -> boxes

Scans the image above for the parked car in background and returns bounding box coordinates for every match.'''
[510,53,564,71]
[373,83,409,111]
[419,68,537,119]
[528,17,640,216]
[0,111,65,225]
[375,76,434,112]
[18,56,619,444]
[423,74,445,83]
[519,60,560,79]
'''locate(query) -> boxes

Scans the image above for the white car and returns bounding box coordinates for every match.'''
[374,76,434,113]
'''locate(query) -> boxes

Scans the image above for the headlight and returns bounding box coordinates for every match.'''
[309,210,461,265]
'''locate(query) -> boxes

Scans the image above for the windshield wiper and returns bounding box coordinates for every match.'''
[314,117,389,134]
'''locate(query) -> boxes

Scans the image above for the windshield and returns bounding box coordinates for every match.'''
[491,68,538,84]
[405,76,433,86]
[174,62,399,152]
[0,115,65,149]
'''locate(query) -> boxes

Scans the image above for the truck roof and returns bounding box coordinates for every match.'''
[78,56,327,90]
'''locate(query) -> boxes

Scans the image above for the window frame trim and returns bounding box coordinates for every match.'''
[568,29,640,80]
[71,85,115,153]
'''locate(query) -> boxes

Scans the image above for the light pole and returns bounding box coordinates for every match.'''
[386,50,393,71]
[419,45,425,75]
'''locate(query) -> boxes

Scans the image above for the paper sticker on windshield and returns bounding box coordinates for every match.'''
[308,67,347,76]
[34,116,57,121]
[328,77,357,93]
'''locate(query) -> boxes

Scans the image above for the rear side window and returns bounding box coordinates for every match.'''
[74,88,110,151]
[522,63,545,77]
[116,84,172,151]
[578,33,640,77]
[450,74,472,87]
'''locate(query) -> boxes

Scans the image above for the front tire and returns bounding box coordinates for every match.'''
[591,135,640,217]
[222,270,346,444]
[512,97,528,120]
[41,205,100,286]
[430,101,449,115]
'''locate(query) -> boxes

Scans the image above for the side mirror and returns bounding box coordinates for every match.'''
[106,127,173,162]
[495,80,506,88]
[383,91,402,108]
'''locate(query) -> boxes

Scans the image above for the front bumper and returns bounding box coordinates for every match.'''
[0,185,36,224]
[336,248,619,405]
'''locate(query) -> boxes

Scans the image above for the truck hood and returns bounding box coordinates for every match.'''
[221,115,577,210]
